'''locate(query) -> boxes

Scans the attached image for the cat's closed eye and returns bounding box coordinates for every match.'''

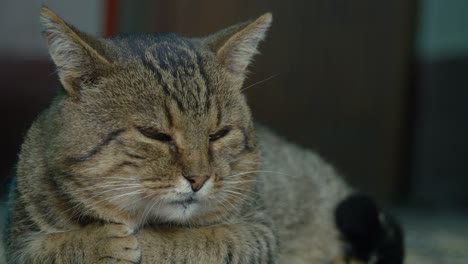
[137,126,174,143]
[209,127,231,142]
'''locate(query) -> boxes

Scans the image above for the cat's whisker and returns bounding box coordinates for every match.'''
[223,190,256,202]
[215,196,230,210]
[76,182,141,188]
[253,170,290,175]
[108,189,144,202]
[73,180,137,184]
[74,186,142,209]
[57,184,140,217]
[103,190,146,211]
[237,160,262,165]
[131,193,154,226]
[61,201,84,216]
[222,188,255,200]
[132,192,156,206]
[61,185,140,217]
[224,180,257,184]
[140,194,161,224]
[222,192,255,208]
[216,194,238,212]
[91,190,143,218]
[69,185,141,199]
[223,190,255,200]
[224,170,290,179]
[241,73,280,92]
[152,197,166,224]
[48,68,59,77]
[68,183,141,193]
[234,159,261,164]
[226,186,261,196]
[83,189,144,214]
[223,171,256,179]
[67,176,138,182]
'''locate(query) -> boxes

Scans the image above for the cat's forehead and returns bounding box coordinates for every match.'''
[106,33,226,116]
[110,33,207,68]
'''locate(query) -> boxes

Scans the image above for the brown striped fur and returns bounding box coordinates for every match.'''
[2,7,393,264]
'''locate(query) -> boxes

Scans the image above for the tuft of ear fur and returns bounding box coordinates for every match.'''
[205,13,272,79]
[40,7,110,97]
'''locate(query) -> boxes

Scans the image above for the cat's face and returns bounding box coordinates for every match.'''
[40,8,271,226]
[64,49,259,224]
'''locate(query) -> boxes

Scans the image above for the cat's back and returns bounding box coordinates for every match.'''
[256,125,351,240]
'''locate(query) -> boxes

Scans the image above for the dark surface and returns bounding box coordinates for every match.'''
[410,57,468,207]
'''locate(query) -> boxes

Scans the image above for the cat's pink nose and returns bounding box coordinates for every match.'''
[183,174,209,192]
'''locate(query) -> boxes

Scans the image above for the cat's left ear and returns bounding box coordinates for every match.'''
[205,13,272,79]
[40,7,111,98]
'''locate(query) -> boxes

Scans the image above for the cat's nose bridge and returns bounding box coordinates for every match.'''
[179,146,212,192]
[181,158,211,192]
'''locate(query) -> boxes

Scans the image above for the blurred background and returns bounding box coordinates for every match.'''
[0,0,467,262]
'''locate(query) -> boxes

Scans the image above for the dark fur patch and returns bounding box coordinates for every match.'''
[116,161,138,168]
[123,151,146,160]
[70,129,125,162]
[163,103,174,127]
[140,56,171,96]
[195,54,213,111]
[240,127,254,153]
[140,54,187,112]
[216,101,223,127]
[335,193,404,264]
[225,242,234,264]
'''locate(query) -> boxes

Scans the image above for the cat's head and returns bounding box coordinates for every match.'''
[39,8,271,226]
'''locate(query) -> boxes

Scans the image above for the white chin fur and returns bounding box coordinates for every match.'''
[155,202,200,224]
[147,178,214,224]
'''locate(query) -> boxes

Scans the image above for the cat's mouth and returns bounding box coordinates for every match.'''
[171,196,197,207]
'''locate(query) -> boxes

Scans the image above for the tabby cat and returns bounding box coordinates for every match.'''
[3,7,403,264]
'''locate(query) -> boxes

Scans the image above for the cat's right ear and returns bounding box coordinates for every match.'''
[204,13,272,81]
[40,7,111,98]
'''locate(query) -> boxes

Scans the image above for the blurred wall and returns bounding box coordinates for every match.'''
[417,0,468,58]
[0,0,103,56]
[410,0,468,207]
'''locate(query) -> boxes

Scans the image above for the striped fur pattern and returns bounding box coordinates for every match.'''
[3,7,403,264]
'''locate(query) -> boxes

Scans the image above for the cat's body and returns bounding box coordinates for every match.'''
[3,8,403,264]
[257,126,352,263]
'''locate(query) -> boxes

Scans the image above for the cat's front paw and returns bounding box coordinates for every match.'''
[85,224,141,264]
[335,194,404,264]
